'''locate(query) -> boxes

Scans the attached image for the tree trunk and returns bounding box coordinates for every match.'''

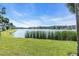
[75,3,79,56]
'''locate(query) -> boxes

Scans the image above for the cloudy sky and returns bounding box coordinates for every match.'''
[0,3,76,27]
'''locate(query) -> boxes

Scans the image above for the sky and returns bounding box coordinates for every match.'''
[0,3,76,27]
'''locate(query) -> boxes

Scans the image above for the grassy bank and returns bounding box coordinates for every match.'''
[0,30,77,56]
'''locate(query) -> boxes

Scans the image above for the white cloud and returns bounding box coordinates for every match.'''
[51,15,76,26]
[40,14,76,26]
[53,19,76,26]
[22,19,42,27]
[50,15,75,21]
[10,14,76,27]
[10,19,43,27]
[13,10,26,17]
[10,19,27,27]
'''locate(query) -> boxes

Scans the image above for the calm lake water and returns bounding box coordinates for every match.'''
[12,29,76,38]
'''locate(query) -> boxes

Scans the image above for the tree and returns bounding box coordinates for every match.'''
[4,18,9,23]
[9,23,15,29]
[1,7,6,14]
[4,18,10,30]
[0,7,6,24]
[0,7,6,21]
[0,7,7,31]
[0,15,2,23]
[67,3,75,13]
[67,3,79,56]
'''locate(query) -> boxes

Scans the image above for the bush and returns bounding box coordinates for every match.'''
[54,31,62,40]
[25,31,77,41]
[2,28,5,31]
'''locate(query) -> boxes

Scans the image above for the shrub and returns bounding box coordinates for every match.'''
[54,31,62,40]
[25,31,77,41]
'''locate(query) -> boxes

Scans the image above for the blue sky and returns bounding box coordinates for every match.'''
[0,3,76,27]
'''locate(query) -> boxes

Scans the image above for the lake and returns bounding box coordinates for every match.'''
[12,29,76,38]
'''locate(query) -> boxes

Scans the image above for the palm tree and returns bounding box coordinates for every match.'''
[67,3,79,56]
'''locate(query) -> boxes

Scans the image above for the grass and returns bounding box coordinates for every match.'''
[0,30,77,56]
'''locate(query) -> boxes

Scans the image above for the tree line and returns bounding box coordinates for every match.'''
[28,25,76,29]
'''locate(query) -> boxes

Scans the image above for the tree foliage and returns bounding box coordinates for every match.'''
[4,18,9,23]
[0,7,14,30]
[66,3,75,13]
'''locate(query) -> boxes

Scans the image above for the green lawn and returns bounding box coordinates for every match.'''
[0,30,77,56]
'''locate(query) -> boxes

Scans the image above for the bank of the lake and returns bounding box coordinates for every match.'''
[0,30,77,56]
